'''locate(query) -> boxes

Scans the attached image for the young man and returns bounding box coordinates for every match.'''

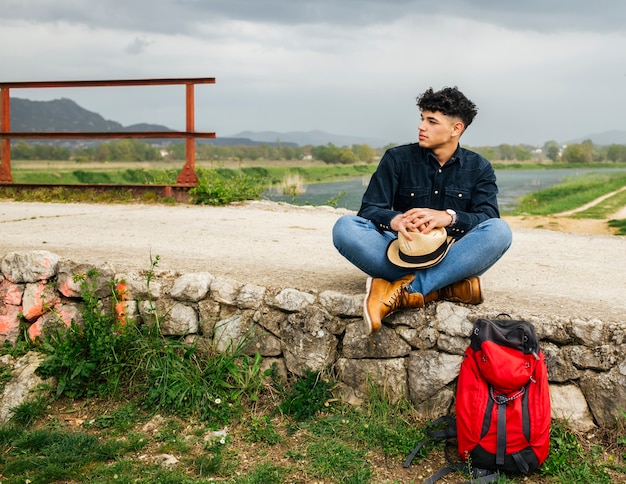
[332,86,512,333]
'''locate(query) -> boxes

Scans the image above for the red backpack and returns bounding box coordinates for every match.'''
[405,317,551,482]
[456,317,551,474]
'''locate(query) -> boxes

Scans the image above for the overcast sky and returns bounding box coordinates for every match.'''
[1,0,625,146]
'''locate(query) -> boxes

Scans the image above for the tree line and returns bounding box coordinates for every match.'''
[9,139,626,164]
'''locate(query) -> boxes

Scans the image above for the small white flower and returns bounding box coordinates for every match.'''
[219,437,226,445]
[214,398,222,405]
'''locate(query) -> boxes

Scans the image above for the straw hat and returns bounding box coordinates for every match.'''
[386,227,454,269]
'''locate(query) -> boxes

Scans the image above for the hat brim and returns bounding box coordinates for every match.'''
[386,236,454,269]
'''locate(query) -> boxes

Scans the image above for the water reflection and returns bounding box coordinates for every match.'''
[264,168,626,212]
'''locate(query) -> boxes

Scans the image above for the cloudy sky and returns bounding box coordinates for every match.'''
[1,0,625,146]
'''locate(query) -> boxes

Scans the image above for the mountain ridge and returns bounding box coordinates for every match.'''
[7,97,626,147]
[228,129,392,148]
[10,98,172,133]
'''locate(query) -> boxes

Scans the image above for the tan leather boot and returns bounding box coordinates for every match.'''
[424,276,483,305]
[364,275,425,334]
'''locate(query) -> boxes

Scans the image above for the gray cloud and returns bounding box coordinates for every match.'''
[1,0,625,145]
[3,0,626,34]
[124,36,153,55]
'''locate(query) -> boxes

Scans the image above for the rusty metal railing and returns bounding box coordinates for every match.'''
[0,77,216,185]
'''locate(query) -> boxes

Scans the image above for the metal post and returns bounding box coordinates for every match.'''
[176,82,198,185]
[0,87,12,183]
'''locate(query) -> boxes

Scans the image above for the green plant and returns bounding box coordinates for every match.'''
[243,415,282,445]
[8,395,50,427]
[541,423,612,482]
[190,168,263,205]
[325,190,346,207]
[307,437,372,483]
[1,428,126,482]
[609,218,626,235]
[128,329,268,424]
[37,270,133,398]
[233,462,288,484]
[0,363,12,394]
[84,402,147,432]
[277,369,335,421]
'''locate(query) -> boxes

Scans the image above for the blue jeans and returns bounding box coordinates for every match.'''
[332,215,512,295]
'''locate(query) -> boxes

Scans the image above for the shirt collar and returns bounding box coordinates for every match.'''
[425,144,464,167]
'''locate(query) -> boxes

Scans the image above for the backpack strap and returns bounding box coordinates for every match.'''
[491,385,529,470]
[463,472,500,483]
[512,452,530,474]
[403,416,456,468]
[423,465,457,484]
[496,394,507,466]
[423,463,500,484]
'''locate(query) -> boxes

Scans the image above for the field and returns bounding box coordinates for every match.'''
[3,160,626,234]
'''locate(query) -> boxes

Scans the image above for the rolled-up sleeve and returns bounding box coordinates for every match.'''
[357,149,403,231]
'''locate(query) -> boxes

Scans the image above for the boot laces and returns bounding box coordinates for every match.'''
[386,282,411,312]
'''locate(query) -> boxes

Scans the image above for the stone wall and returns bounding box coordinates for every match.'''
[1,250,625,431]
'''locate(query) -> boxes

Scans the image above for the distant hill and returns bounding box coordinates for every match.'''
[566,130,626,145]
[10,98,173,133]
[229,130,391,148]
[8,98,296,146]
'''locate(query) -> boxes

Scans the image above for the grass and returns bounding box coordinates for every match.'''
[1,264,625,483]
[608,219,626,235]
[509,172,626,216]
[7,160,377,187]
[1,162,377,206]
[1,396,622,483]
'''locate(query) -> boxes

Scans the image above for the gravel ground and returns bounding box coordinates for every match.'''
[1,200,625,322]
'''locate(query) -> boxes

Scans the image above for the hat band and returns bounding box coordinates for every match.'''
[398,240,450,265]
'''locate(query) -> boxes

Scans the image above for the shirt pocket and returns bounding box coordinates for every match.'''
[444,187,472,210]
[397,187,430,210]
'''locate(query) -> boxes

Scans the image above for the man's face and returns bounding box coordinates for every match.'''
[417,110,462,149]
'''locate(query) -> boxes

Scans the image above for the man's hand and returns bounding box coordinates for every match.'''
[391,208,451,240]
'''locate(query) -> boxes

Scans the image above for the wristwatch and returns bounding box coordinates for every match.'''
[446,209,457,227]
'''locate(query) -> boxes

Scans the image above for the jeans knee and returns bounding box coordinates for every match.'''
[332,214,356,248]
[488,218,513,250]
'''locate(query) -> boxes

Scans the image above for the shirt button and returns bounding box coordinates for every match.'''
[434,190,439,195]
[410,192,414,196]
[458,194,463,198]
[438,169,442,173]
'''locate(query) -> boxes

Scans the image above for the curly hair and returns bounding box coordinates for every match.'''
[416,86,478,128]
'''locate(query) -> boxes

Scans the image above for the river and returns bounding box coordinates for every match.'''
[264,168,626,212]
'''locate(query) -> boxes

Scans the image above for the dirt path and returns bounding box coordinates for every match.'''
[1,200,625,323]
[555,185,626,218]
[505,185,626,235]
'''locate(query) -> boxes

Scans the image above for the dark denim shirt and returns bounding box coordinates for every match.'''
[357,143,500,239]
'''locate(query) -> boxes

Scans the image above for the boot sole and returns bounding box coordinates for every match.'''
[363,277,381,334]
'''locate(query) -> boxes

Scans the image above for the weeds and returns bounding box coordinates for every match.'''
[276,368,335,421]
[190,168,263,205]
[609,218,626,235]
[541,423,613,482]
[243,415,282,445]
[7,395,50,427]
[307,437,371,482]
[37,269,133,398]
[2,428,129,483]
